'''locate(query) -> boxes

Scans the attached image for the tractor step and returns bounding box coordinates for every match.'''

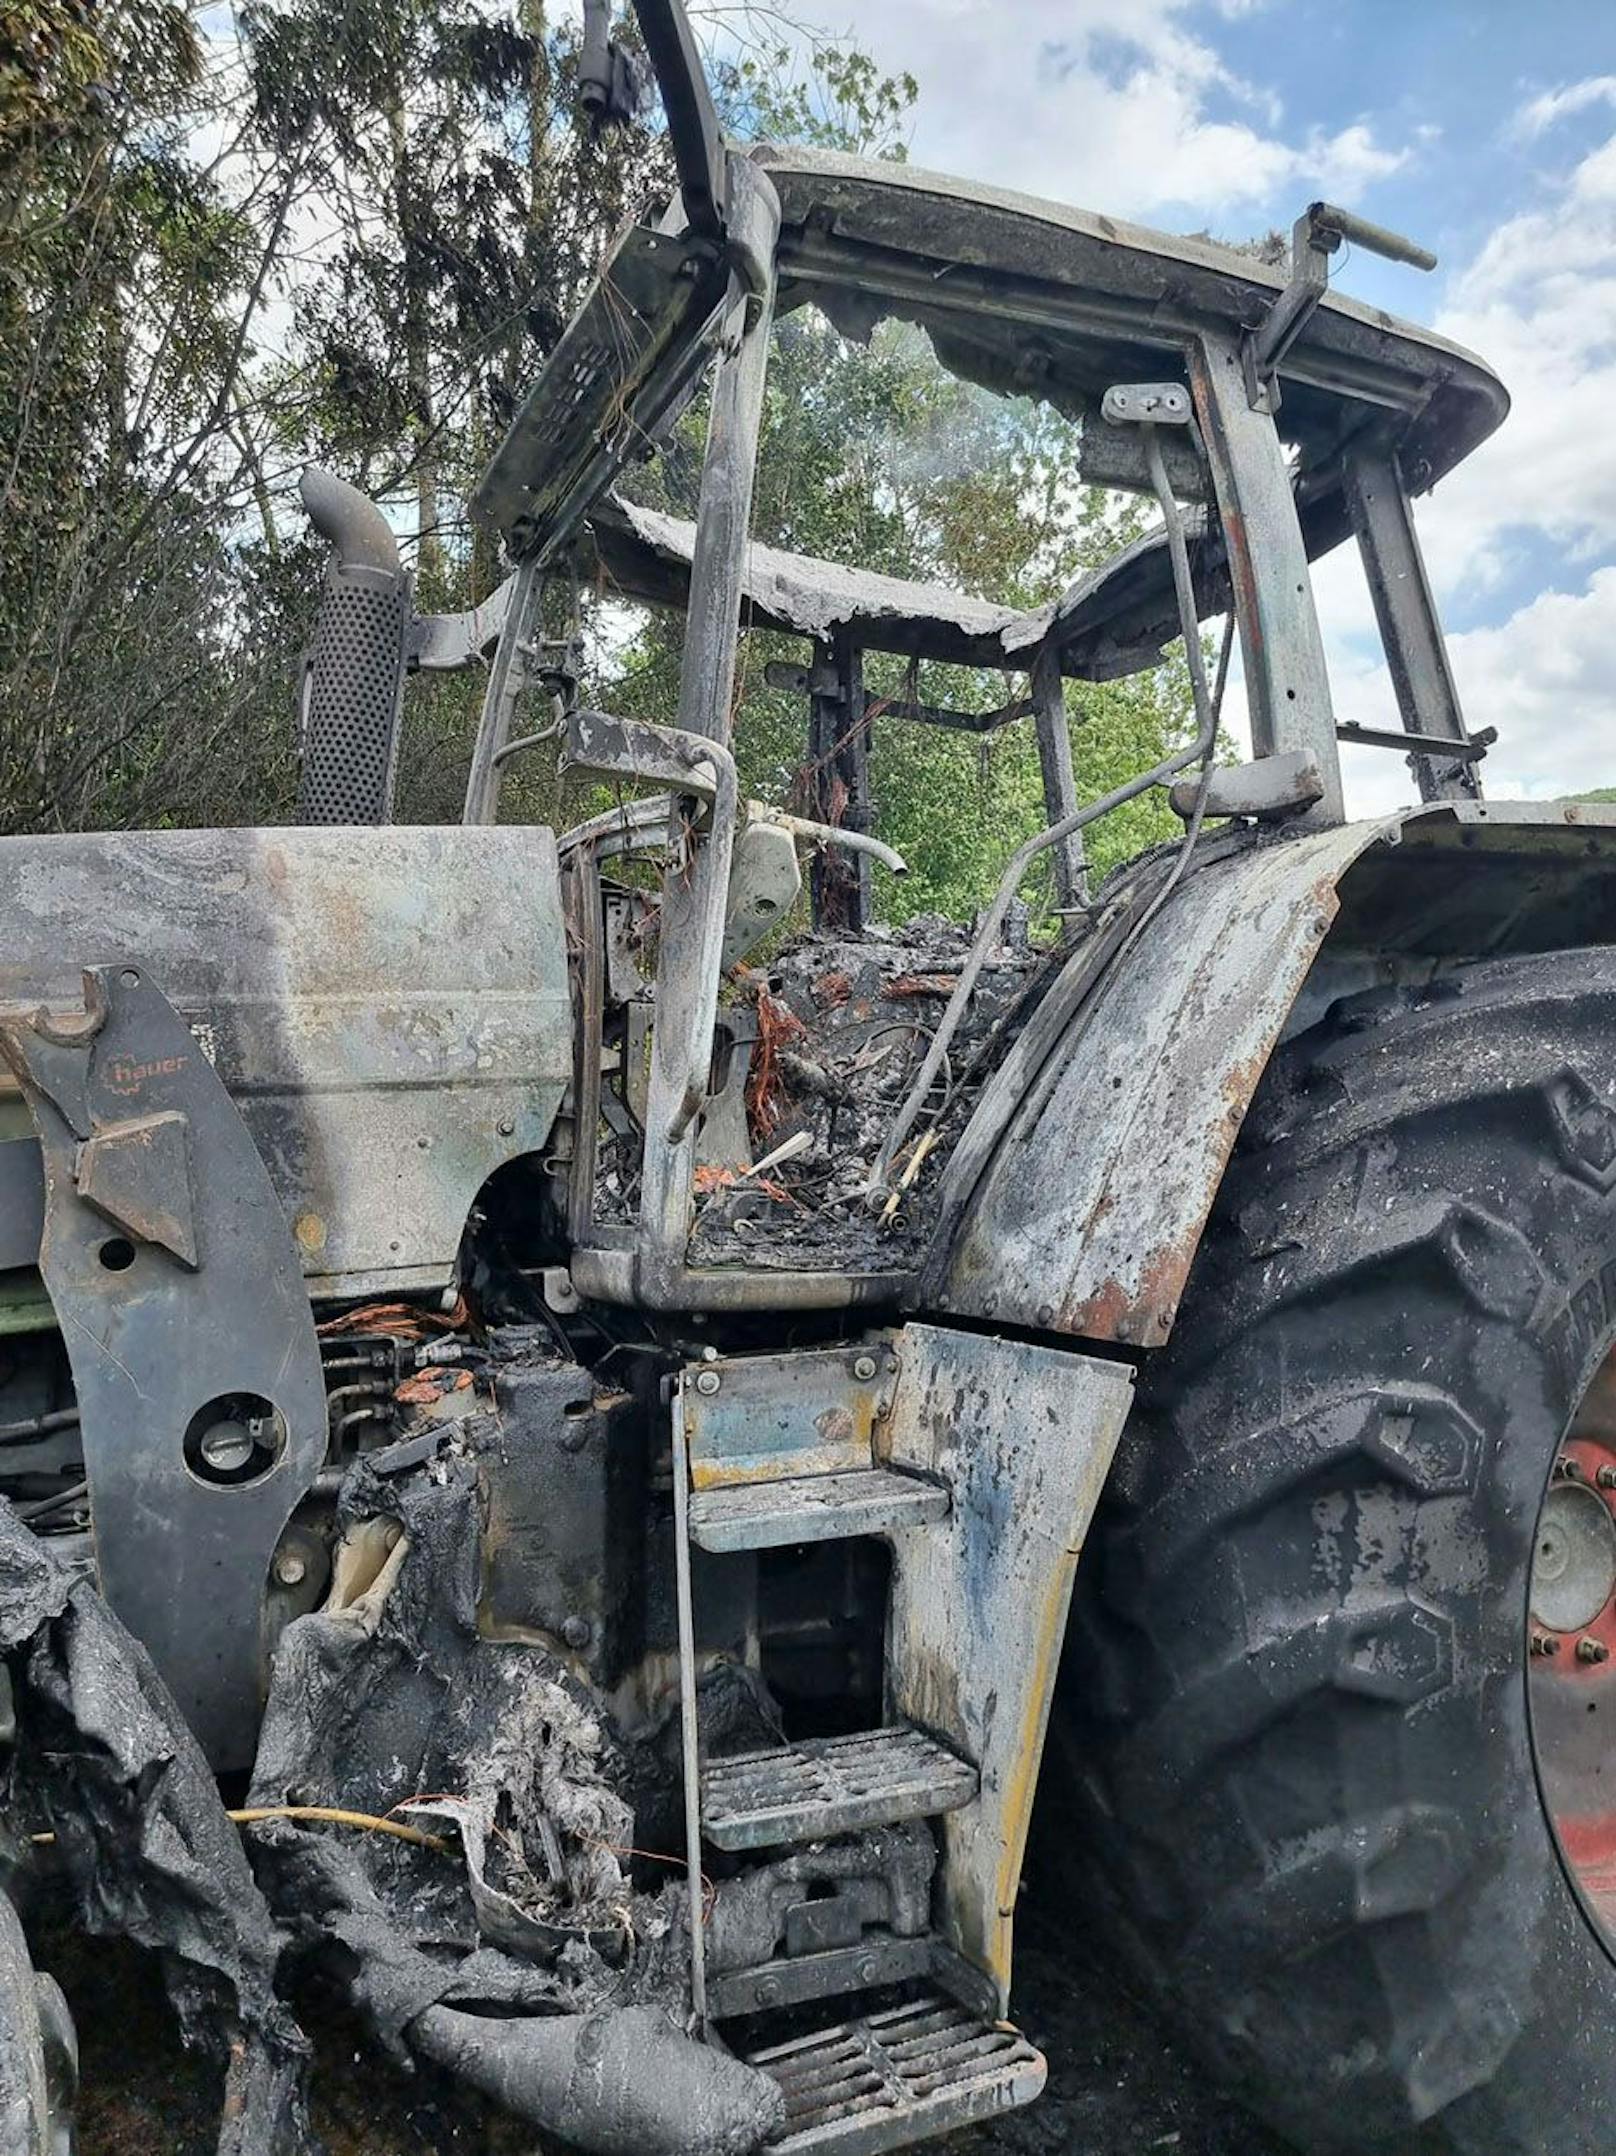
[688,1468,948,1553]
[749,1992,1046,2152]
[702,1725,978,1851]
[707,1934,937,2020]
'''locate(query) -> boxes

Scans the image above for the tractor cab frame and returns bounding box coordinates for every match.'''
[364,13,1508,1334]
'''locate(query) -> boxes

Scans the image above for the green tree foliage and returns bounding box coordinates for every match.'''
[0,0,1195,922]
[0,0,307,827]
[606,308,1196,922]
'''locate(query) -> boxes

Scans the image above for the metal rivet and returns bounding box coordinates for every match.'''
[497,1115,516,1137]
[695,1369,721,1396]
[852,1353,878,1381]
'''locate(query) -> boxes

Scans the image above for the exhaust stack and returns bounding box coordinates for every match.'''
[295,466,411,823]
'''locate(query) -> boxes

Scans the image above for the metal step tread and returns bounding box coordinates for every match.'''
[750,1992,1046,2153]
[688,1468,948,1553]
[703,1725,978,1851]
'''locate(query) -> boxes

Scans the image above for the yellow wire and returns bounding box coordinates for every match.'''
[30,1804,449,1855]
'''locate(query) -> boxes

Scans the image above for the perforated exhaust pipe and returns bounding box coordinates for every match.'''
[295,466,412,823]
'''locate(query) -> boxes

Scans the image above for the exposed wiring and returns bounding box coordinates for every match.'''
[230,1805,449,1852]
[32,1806,450,1855]
[0,1408,79,1448]
[13,1480,88,1523]
[1108,612,1235,961]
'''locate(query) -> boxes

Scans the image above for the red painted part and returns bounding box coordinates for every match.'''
[1532,1345,1616,1934]
[1530,1433,1616,1675]
[1555,1816,1616,1928]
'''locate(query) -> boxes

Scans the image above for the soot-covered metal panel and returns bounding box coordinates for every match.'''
[0,826,571,1293]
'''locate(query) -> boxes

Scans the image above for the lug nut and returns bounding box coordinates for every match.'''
[1532,1631,1562,1657]
[1597,1466,1616,1490]
[1578,1637,1611,1665]
[694,1369,721,1396]
[1558,1454,1583,1480]
[852,1353,877,1382]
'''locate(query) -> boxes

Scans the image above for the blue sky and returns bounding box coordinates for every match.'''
[788,0,1616,812]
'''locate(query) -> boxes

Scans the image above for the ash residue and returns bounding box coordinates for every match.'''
[689,911,1045,1273]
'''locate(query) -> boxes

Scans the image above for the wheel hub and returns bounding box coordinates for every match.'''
[1532,1480,1616,1635]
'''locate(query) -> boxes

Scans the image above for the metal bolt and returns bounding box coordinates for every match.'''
[1036,1303,1055,1328]
[1531,1631,1561,1657]
[1578,1637,1611,1664]
[497,1114,516,1137]
[755,1980,780,2008]
[562,1615,592,1651]
[1558,1454,1583,1481]
[198,1420,254,1474]
[852,1353,878,1382]
[856,1956,879,1985]
[695,1369,721,1396]
[1597,1466,1616,1490]
[272,1549,307,1589]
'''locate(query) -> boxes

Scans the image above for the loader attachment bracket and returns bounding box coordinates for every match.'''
[0,964,328,1770]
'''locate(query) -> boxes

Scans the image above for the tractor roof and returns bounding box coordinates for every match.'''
[478,142,1508,682]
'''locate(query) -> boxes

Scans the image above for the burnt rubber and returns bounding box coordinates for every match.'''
[1046,950,1616,2155]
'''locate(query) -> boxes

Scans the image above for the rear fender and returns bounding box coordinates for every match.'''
[922,801,1616,1348]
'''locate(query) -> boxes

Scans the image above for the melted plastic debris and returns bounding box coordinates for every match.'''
[248,1436,689,2045]
[245,1434,786,2153]
[0,1499,311,2156]
[689,910,1044,1272]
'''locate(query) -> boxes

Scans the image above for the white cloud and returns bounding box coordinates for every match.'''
[1326,572,1616,815]
[1454,572,1616,795]
[1360,117,1616,652]
[817,0,1407,220]
[1513,75,1616,141]
[1305,99,1616,814]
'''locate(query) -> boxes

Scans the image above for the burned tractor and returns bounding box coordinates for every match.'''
[3,7,1615,2153]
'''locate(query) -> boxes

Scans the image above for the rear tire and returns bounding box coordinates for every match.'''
[1049,949,1616,2153]
[0,1892,74,2156]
